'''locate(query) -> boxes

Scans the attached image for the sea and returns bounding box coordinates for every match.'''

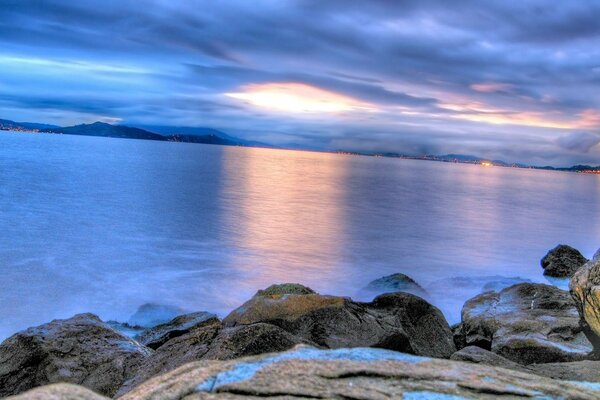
[1,131,599,339]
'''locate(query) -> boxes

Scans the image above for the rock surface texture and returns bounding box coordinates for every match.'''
[0,313,152,398]
[461,283,592,364]
[223,284,456,358]
[6,383,108,400]
[541,244,588,277]
[116,347,600,400]
[362,272,428,298]
[570,258,600,353]
[135,311,218,349]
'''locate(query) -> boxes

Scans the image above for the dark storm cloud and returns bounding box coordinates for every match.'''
[1,0,599,165]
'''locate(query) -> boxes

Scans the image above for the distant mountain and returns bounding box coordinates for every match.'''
[136,124,272,147]
[0,118,60,131]
[42,122,167,141]
[166,133,238,146]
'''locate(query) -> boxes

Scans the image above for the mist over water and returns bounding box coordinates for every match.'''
[1,132,600,339]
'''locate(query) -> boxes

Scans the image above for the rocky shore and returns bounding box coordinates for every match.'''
[3,245,600,399]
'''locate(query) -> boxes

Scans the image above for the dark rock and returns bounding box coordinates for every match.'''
[119,346,600,400]
[135,311,218,349]
[117,321,310,396]
[363,272,428,298]
[223,284,456,358]
[450,346,531,373]
[0,313,152,397]
[541,244,588,277]
[461,283,592,364]
[528,360,600,382]
[451,323,466,350]
[127,303,189,328]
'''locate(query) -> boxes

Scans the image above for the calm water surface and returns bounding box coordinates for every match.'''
[1,132,600,339]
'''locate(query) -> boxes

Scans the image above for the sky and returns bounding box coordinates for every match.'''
[1,0,600,165]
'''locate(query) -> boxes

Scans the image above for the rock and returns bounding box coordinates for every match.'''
[570,258,600,353]
[119,346,600,400]
[450,346,531,373]
[255,283,316,297]
[461,283,592,364]
[127,303,189,328]
[135,311,218,349]
[362,272,428,298]
[541,244,588,277]
[451,323,466,350]
[223,284,455,358]
[105,321,145,338]
[5,383,109,400]
[528,360,600,382]
[0,313,152,398]
[594,248,600,261]
[117,321,310,396]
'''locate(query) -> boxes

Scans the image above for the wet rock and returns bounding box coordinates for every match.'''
[119,346,600,400]
[117,321,310,396]
[528,360,600,382]
[223,284,455,358]
[362,272,428,298]
[135,311,218,349]
[570,259,600,353]
[450,346,530,373]
[0,313,152,398]
[5,383,109,400]
[541,244,588,277]
[461,283,592,364]
[127,303,189,328]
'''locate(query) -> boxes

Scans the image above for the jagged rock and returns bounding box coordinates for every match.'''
[528,360,600,382]
[223,285,456,358]
[135,311,218,349]
[5,383,108,400]
[0,313,152,397]
[461,283,592,364]
[119,346,600,400]
[594,248,600,261]
[117,322,311,396]
[450,346,530,373]
[362,272,428,298]
[570,258,600,353]
[541,244,588,277]
[127,303,189,328]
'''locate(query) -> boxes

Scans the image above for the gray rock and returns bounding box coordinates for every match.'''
[541,244,588,277]
[5,383,108,400]
[119,346,600,400]
[450,346,531,373]
[461,283,592,364]
[127,303,189,328]
[135,311,218,349]
[223,284,456,358]
[528,360,600,382]
[117,321,310,396]
[362,272,428,298]
[594,248,600,261]
[0,313,152,397]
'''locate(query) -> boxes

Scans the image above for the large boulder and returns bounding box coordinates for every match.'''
[127,303,189,328]
[117,321,310,396]
[119,346,600,400]
[541,244,588,277]
[528,360,600,382]
[461,283,592,364]
[570,258,600,354]
[361,272,428,298]
[0,313,152,397]
[223,283,455,358]
[135,311,218,349]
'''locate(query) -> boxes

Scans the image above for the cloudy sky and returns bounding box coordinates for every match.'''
[1,0,600,165]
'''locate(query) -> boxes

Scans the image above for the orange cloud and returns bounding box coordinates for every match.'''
[470,82,514,93]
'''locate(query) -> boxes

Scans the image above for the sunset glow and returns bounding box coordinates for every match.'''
[225,83,374,114]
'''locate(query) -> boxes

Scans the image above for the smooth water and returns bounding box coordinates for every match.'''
[1,132,600,339]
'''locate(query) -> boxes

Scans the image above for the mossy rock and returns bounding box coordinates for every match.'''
[255,283,316,298]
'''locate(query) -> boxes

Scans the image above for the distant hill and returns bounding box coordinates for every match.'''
[42,122,167,141]
[137,124,272,147]
[0,118,60,131]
